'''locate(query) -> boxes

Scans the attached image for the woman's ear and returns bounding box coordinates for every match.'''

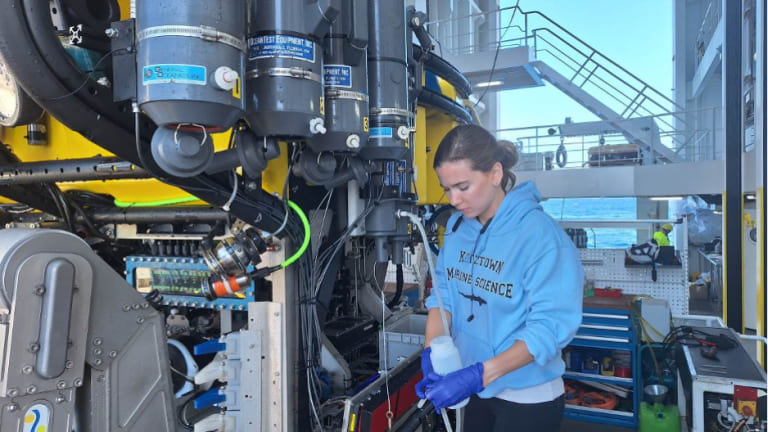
[491,162,504,186]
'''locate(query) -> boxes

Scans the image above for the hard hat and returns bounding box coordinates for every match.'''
[662,223,673,231]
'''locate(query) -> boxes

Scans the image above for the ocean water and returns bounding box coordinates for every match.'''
[540,197,639,249]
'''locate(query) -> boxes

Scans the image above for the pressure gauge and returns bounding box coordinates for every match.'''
[0,53,43,127]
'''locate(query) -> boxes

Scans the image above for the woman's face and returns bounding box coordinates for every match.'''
[435,159,504,224]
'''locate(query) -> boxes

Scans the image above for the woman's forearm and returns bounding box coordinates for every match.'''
[481,340,534,387]
[425,308,452,347]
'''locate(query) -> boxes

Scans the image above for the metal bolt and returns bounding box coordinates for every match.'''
[94,359,102,366]
[26,385,36,394]
[104,28,119,38]
[122,305,131,312]
[55,395,66,404]
[57,380,67,389]
[7,388,18,397]
[21,365,33,375]
[109,350,118,358]
[93,338,102,346]
[73,378,83,387]
[93,348,102,356]
[65,360,74,369]
[6,403,18,412]
[137,317,145,324]
[132,304,140,310]
[34,285,46,296]
[28,342,40,353]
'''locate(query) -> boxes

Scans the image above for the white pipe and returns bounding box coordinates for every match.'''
[441,410,454,432]
[396,210,450,338]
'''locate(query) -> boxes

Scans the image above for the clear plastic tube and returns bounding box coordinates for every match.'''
[396,210,450,337]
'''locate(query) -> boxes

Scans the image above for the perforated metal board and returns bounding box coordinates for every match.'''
[580,248,689,315]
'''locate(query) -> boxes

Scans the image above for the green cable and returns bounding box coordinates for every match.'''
[114,196,199,207]
[282,200,310,268]
[114,195,309,267]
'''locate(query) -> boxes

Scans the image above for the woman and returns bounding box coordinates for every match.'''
[415,125,584,431]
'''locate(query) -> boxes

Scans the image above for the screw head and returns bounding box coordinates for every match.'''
[93,338,102,346]
[73,378,83,387]
[26,385,36,394]
[7,388,18,397]
[109,350,118,358]
[34,285,46,296]
[6,403,18,412]
[56,395,66,404]
[94,359,102,366]
[65,361,74,369]
[57,380,67,389]
[93,348,102,356]
[28,342,40,353]
[137,317,145,324]
[21,365,33,374]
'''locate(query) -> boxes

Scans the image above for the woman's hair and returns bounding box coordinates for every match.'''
[433,124,519,190]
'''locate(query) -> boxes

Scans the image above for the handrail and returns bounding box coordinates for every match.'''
[517,7,684,111]
[532,28,684,127]
[427,5,684,117]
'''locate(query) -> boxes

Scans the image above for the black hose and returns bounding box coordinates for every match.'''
[387,264,404,308]
[413,44,472,98]
[0,0,290,235]
[417,88,474,124]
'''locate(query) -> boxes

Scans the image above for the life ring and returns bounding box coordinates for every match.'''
[556,144,568,168]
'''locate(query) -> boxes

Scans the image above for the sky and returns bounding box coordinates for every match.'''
[495,0,674,131]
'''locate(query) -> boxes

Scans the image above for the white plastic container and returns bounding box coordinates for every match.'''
[429,335,469,409]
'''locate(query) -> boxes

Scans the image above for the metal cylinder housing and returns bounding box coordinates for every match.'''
[245,0,324,138]
[136,0,246,129]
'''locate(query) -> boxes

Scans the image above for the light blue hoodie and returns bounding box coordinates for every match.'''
[425,181,584,398]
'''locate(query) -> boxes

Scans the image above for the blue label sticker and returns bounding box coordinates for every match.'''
[369,127,392,139]
[383,160,408,193]
[324,64,352,88]
[142,64,207,85]
[248,35,315,62]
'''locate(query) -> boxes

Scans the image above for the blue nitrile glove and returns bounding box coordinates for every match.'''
[425,362,485,410]
[414,347,439,399]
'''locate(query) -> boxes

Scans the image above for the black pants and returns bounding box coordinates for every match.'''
[463,394,565,432]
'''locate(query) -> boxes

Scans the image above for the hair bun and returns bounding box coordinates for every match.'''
[496,140,519,168]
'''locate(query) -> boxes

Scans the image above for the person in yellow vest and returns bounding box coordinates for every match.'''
[653,223,673,246]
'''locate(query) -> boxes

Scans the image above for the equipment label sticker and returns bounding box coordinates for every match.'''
[142,64,206,85]
[248,35,315,62]
[23,403,50,432]
[324,64,352,88]
[369,127,392,139]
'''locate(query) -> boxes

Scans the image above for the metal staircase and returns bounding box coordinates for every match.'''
[428,6,688,164]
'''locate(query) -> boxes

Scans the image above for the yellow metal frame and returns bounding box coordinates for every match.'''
[758,187,765,365]
[723,191,728,323]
